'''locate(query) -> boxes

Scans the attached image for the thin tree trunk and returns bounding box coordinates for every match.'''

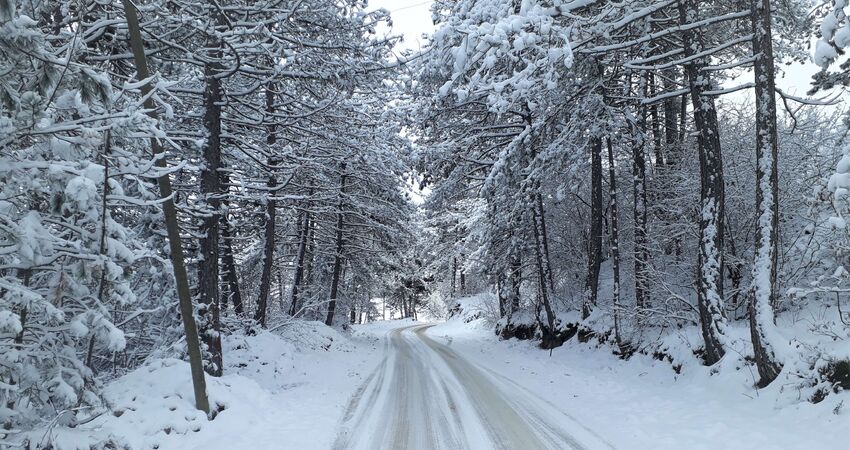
[401,292,408,318]
[288,210,311,316]
[121,0,210,413]
[220,211,243,315]
[459,268,466,295]
[88,131,112,371]
[302,219,316,318]
[749,0,783,385]
[510,252,521,314]
[532,195,558,348]
[632,75,650,315]
[536,194,555,292]
[496,275,506,318]
[662,72,680,166]
[648,73,664,167]
[582,136,603,320]
[681,0,728,365]
[277,270,285,311]
[450,256,457,297]
[607,138,622,347]
[324,167,347,326]
[254,85,278,327]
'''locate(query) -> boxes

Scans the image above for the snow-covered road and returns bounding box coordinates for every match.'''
[332,324,613,450]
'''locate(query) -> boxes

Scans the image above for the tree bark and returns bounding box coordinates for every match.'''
[536,194,555,291]
[459,268,466,295]
[197,54,224,377]
[632,75,650,314]
[607,138,623,346]
[450,256,457,297]
[748,0,783,385]
[121,0,210,413]
[582,136,603,320]
[254,85,278,327]
[220,208,243,315]
[288,210,311,316]
[324,167,347,326]
[532,195,558,348]
[662,72,680,166]
[648,73,664,167]
[510,252,521,314]
[681,0,728,365]
[497,274,506,318]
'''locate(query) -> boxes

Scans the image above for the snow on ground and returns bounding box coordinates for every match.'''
[427,314,850,450]
[29,309,848,449]
[31,320,411,450]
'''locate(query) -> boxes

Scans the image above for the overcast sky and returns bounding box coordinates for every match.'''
[369,0,435,52]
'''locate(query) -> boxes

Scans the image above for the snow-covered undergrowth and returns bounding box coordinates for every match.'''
[428,307,850,449]
[12,322,390,450]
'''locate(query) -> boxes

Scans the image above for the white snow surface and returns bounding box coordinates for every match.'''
[32,315,849,449]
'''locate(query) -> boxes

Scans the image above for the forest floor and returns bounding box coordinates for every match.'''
[44,316,849,449]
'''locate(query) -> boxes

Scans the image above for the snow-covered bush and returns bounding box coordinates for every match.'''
[0,0,170,435]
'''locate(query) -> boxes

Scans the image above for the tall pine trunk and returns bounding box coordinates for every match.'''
[288,210,311,316]
[509,250,521,314]
[536,194,555,291]
[607,138,623,347]
[220,212,243,314]
[254,86,278,327]
[749,0,783,385]
[121,0,209,413]
[662,72,680,166]
[197,53,223,377]
[681,0,728,365]
[582,136,603,321]
[532,194,558,348]
[632,75,650,315]
[324,166,347,326]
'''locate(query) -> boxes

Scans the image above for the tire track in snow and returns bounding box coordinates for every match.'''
[333,324,612,450]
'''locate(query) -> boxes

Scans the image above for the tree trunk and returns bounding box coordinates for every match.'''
[450,256,457,297]
[749,0,783,386]
[277,270,285,311]
[496,274,506,318]
[582,136,603,320]
[302,219,316,318]
[662,72,680,165]
[510,252,521,314]
[536,194,555,291]
[632,76,650,315]
[324,167,347,326]
[197,59,223,377]
[648,73,664,167]
[220,210,243,315]
[254,85,278,327]
[121,0,210,413]
[681,0,728,365]
[607,138,623,347]
[288,210,311,316]
[532,196,558,348]
[401,293,408,318]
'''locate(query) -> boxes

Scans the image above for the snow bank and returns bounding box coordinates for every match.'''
[447,293,499,324]
[15,323,385,450]
[428,316,850,449]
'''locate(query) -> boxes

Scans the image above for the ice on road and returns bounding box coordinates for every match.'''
[333,324,613,450]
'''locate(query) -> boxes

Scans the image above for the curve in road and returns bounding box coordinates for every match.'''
[333,324,615,450]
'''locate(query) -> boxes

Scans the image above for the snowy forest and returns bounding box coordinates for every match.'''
[3,0,850,448]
